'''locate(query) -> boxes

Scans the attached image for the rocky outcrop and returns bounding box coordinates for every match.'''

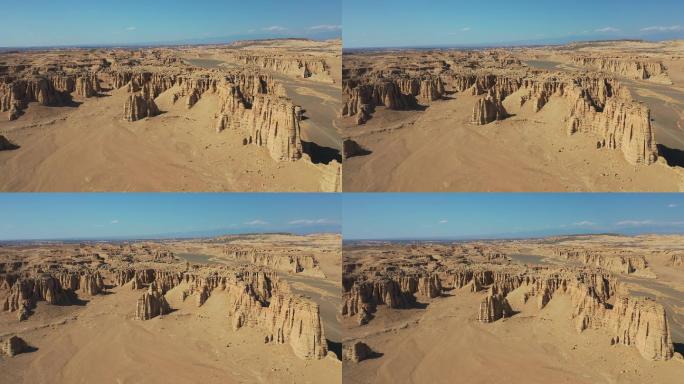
[552,248,648,274]
[472,93,508,125]
[571,56,671,83]
[236,55,333,83]
[670,254,684,267]
[478,288,512,322]
[223,248,323,276]
[609,296,674,361]
[343,341,373,362]
[79,272,104,296]
[135,282,171,320]
[343,139,370,159]
[1,335,28,357]
[0,135,19,150]
[123,90,160,121]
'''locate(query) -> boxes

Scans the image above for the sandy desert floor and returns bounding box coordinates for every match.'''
[0,234,342,383]
[0,39,341,192]
[342,235,684,383]
[341,40,684,191]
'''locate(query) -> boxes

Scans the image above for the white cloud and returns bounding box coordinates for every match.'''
[616,220,655,226]
[641,25,682,32]
[262,26,287,32]
[460,27,471,32]
[308,25,341,31]
[668,204,679,208]
[244,220,268,225]
[595,27,620,33]
[438,219,448,224]
[572,221,596,227]
[288,218,336,225]
[110,220,119,224]
[125,26,136,31]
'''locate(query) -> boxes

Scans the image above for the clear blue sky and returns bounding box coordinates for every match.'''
[1,0,341,47]
[344,0,684,48]
[0,193,341,240]
[343,194,684,240]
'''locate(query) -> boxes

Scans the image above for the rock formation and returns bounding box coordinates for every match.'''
[1,335,28,357]
[571,56,671,84]
[609,296,674,361]
[123,90,160,121]
[472,93,508,125]
[135,282,171,320]
[478,288,513,322]
[343,341,373,362]
[343,139,370,159]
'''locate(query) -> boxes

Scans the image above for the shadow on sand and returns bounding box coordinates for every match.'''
[302,141,342,164]
[657,144,684,168]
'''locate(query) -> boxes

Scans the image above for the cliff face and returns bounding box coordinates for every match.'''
[223,248,323,277]
[571,56,671,84]
[609,296,674,361]
[478,288,513,323]
[123,90,160,121]
[236,55,334,83]
[552,248,648,274]
[472,93,508,125]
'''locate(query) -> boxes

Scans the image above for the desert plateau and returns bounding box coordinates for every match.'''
[342,40,684,191]
[342,234,684,383]
[0,233,342,383]
[0,38,341,191]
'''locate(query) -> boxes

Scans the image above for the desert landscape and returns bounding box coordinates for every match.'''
[342,40,684,191]
[0,233,342,383]
[0,38,341,191]
[342,235,684,383]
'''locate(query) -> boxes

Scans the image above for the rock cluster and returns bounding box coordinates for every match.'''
[236,55,333,83]
[223,247,323,276]
[343,341,373,362]
[478,288,513,322]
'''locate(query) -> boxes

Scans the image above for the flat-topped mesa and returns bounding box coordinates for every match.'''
[472,93,508,125]
[236,55,333,83]
[223,248,323,276]
[571,56,671,84]
[609,296,674,361]
[552,248,648,274]
[135,282,171,320]
[123,90,160,121]
[478,288,513,323]
[264,293,328,359]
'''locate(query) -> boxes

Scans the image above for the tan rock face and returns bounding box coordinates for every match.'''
[343,341,373,362]
[609,296,674,361]
[478,288,513,323]
[123,91,160,121]
[552,248,648,274]
[237,55,334,83]
[472,93,508,125]
[571,56,671,83]
[135,282,171,320]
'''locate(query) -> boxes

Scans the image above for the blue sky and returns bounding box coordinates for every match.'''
[344,0,684,48]
[343,194,684,240]
[0,194,341,240]
[0,1,341,47]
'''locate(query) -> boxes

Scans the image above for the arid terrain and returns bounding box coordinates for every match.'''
[0,38,341,192]
[342,40,684,191]
[342,235,684,383]
[0,233,342,383]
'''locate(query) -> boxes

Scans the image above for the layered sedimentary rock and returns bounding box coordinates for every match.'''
[135,282,171,320]
[670,254,684,267]
[236,55,333,83]
[223,248,323,276]
[551,248,648,274]
[343,341,373,362]
[1,335,28,357]
[571,56,671,83]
